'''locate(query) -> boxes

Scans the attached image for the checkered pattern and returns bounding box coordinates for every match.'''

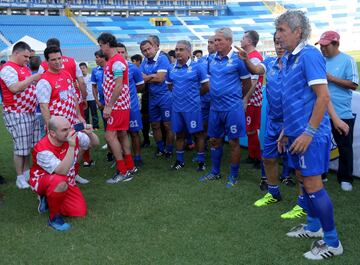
[48,94,77,125]
[0,63,37,113]
[3,112,40,156]
[39,71,78,125]
[248,81,263,107]
[103,54,130,110]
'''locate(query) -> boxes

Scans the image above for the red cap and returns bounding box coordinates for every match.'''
[315,31,340,45]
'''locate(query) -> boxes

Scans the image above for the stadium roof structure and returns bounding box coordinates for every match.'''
[0,35,46,57]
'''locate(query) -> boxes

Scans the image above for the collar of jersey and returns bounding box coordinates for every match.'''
[175,58,192,68]
[152,50,161,62]
[215,48,235,60]
[291,41,307,55]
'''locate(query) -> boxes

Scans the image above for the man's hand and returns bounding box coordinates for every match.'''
[96,100,104,110]
[277,129,288,154]
[82,100,88,110]
[234,45,248,61]
[243,96,249,111]
[326,73,334,83]
[332,118,349,136]
[67,130,77,147]
[83,124,94,135]
[103,105,112,119]
[289,133,313,155]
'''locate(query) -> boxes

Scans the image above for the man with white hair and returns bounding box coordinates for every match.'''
[276,10,343,260]
[199,27,251,188]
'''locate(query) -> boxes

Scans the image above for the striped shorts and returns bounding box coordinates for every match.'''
[3,112,40,156]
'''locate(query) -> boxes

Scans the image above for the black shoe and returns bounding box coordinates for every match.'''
[0,175,6,185]
[155,149,165,157]
[259,178,268,191]
[141,142,150,148]
[282,177,296,187]
[197,162,206,171]
[83,160,95,167]
[171,160,184,170]
[253,159,261,169]
[134,160,143,168]
[164,151,173,160]
[106,152,114,162]
[321,173,328,183]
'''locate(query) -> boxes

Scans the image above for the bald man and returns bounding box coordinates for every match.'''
[29,116,99,231]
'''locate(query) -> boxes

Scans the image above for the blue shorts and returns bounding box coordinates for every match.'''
[149,94,172,123]
[263,118,283,159]
[129,109,143,132]
[208,106,246,140]
[201,101,210,124]
[171,111,203,134]
[287,135,330,176]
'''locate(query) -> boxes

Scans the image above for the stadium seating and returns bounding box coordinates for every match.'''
[0,15,94,48]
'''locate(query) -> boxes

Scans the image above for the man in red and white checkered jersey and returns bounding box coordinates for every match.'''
[0,41,42,189]
[29,116,99,231]
[98,33,136,184]
[241,30,264,168]
[36,46,85,129]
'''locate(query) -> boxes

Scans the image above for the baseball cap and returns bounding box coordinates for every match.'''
[315,31,340,45]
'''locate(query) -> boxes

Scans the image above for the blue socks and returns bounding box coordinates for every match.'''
[134,155,141,162]
[308,188,339,247]
[156,141,164,152]
[176,150,184,163]
[268,184,280,198]
[197,152,205,163]
[210,145,223,175]
[166,144,173,154]
[230,163,239,178]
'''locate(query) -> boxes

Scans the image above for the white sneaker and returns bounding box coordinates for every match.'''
[75,175,90,184]
[286,224,324,238]
[304,239,343,260]
[101,144,108,150]
[16,175,30,189]
[341,181,353,191]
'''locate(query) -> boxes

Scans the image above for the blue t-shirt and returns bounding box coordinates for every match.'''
[200,53,215,103]
[326,52,359,119]
[140,51,170,99]
[91,66,105,105]
[281,43,330,138]
[167,59,209,112]
[208,49,250,111]
[262,56,283,120]
[128,61,144,111]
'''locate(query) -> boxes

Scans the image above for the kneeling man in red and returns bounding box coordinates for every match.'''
[29,116,99,231]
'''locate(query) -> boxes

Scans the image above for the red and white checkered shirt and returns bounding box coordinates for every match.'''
[103,53,130,110]
[36,70,78,125]
[0,61,37,113]
[248,50,264,107]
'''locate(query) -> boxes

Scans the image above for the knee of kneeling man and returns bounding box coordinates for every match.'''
[54,181,68,192]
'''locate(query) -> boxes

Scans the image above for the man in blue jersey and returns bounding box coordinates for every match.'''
[166,40,209,171]
[236,36,298,207]
[117,43,145,167]
[140,40,174,158]
[200,35,216,135]
[199,27,251,188]
[316,31,359,191]
[275,10,343,260]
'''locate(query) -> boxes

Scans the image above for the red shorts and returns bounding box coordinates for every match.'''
[246,105,261,132]
[106,109,130,131]
[30,174,87,217]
